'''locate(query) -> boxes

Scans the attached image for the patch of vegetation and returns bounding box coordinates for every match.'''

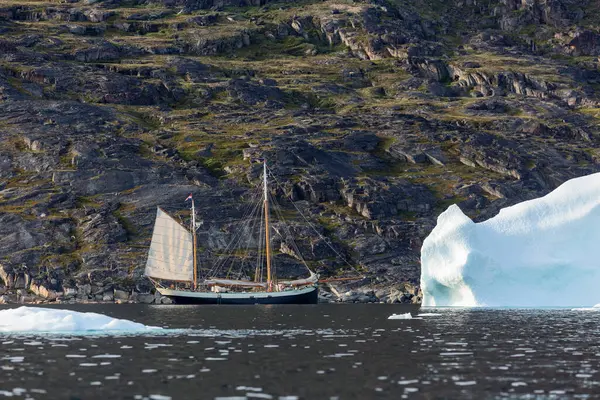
[75,196,102,209]
[371,136,396,159]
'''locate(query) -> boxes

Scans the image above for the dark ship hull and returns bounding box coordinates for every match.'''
[157,285,319,305]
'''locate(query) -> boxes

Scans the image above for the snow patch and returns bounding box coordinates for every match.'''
[421,172,600,307]
[387,313,413,320]
[0,307,161,333]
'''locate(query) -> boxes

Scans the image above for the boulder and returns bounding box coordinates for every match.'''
[19,295,35,303]
[340,290,359,302]
[0,265,11,288]
[114,289,129,301]
[77,283,92,297]
[13,273,30,289]
[137,293,155,304]
[30,283,59,299]
[67,24,86,35]
[83,9,114,23]
[0,294,16,304]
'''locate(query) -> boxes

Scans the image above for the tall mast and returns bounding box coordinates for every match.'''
[263,161,273,291]
[191,197,198,290]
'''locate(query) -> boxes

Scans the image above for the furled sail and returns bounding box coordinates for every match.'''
[279,272,318,286]
[145,207,194,282]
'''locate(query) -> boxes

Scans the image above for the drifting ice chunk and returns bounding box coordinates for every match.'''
[388,313,413,320]
[572,304,600,311]
[0,307,161,333]
[420,172,600,307]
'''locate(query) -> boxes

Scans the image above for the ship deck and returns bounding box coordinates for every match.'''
[156,285,319,305]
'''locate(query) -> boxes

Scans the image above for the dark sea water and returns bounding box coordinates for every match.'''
[1,304,600,399]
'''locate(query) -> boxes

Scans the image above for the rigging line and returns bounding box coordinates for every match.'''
[244,186,266,270]
[255,200,265,283]
[242,184,269,282]
[269,190,312,275]
[236,191,263,281]
[259,203,265,282]
[265,197,274,284]
[257,165,269,283]
[248,185,266,273]
[252,200,263,283]
[205,202,256,279]
[207,184,263,278]
[215,186,260,275]
[224,235,244,280]
[255,200,263,281]
[266,165,358,272]
[268,190,305,277]
[223,219,251,279]
[221,195,263,279]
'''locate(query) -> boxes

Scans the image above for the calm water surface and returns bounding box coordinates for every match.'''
[1,304,599,399]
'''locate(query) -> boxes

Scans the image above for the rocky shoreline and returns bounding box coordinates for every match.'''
[0,282,421,305]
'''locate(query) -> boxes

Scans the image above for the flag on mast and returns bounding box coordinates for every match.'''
[185,193,192,202]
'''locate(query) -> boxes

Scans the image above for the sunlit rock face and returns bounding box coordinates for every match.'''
[420,172,600,307]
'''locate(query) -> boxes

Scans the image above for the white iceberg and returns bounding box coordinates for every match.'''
[420,172,600,307]
[0,307,161,333]
[388,313,413,320]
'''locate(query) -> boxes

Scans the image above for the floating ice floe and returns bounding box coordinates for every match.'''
[0,307,161,333]
[572,304,600,311]
[420,172,600,307]
[387,313,413,320]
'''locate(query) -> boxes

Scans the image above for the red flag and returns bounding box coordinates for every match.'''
[185,193,192,202]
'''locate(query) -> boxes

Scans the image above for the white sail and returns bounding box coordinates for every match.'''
[145,208,194,282]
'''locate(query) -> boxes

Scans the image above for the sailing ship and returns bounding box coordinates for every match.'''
[144,161,320,304]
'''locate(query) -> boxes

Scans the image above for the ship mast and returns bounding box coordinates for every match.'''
[263,161,273,291]
[191,197,198,290]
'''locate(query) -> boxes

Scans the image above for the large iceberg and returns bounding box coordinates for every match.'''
[420,172,600,307]
[0,307,161,333]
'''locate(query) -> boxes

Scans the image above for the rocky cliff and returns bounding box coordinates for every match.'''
[0,0,598,304]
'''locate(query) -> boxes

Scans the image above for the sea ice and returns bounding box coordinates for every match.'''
[420,172,600,307]
[572,303,600,311]
[0,307,161,333]
[387,313,413,320]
